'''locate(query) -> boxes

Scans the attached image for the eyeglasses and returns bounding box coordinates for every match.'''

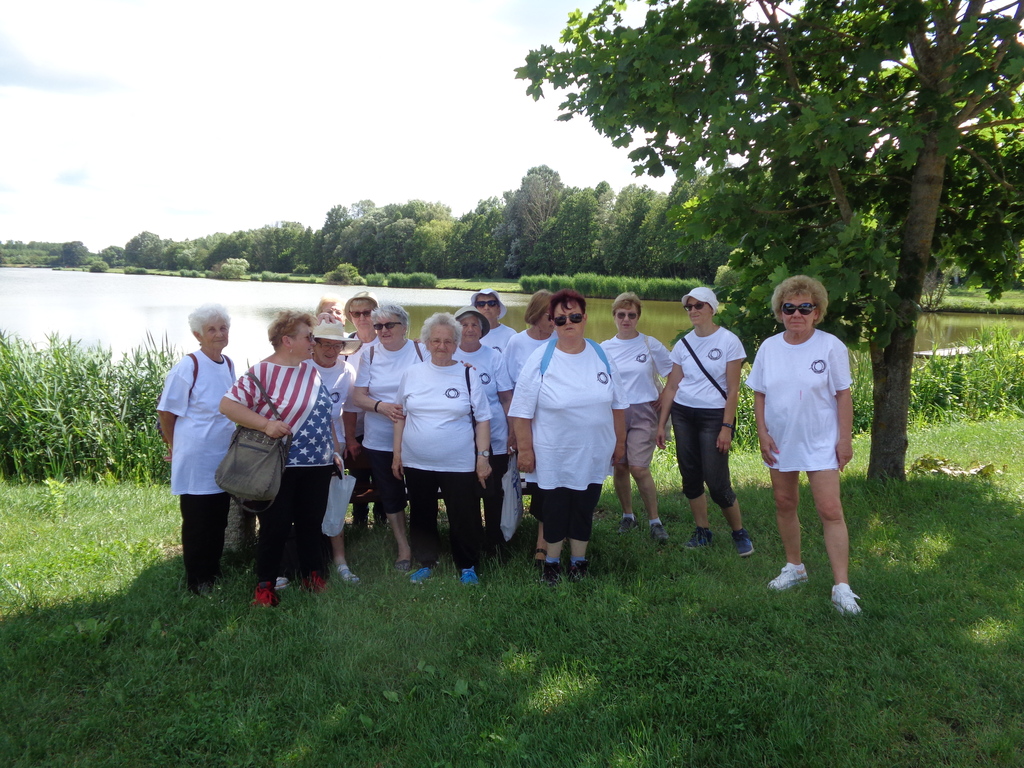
[615,311,638,320]
[553,313,584,326]
[316,340,344,350]
[683,301,707,312]
[288,332,314,342]
[475,299,499,308]
[373,321,403,331]
[782,303,816,316]
[349,310,372,318]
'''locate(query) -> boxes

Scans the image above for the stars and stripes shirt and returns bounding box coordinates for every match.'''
[225,360,334,466]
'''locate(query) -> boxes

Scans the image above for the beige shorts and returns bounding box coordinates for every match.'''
[618,401,659,469]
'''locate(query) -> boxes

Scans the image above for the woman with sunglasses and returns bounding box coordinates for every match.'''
[656,287,753,556]
[746,275,859,615]
[602,292,673,541]
[510,289,628,585]
[470,289,516,353]
[349,304,423,571]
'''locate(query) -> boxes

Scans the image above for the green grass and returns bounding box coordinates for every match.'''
[2,419,1023,767]
[939,288,1024,314]
[436,277,522,292]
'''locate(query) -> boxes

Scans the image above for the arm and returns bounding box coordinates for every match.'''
[611,408,627,464]
[498,390,515,451]
[656,364,683,450]
[392,418,405,480]
[351,385,404,422]
[341,411,360,459]
[157,410,177,460]
[219,397,291,439]
[835,388,854,471]
[753,391,778,466]
[474,420,492,488]
[717,359,743,453]
[510,416,535,473]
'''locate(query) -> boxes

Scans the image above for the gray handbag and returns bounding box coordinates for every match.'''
[215,372,291,509]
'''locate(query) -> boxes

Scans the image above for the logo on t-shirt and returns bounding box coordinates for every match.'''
[480,372,492,385]
[329,392,340,404]
[444,388,461,399]
[635,353,648,363]
[811,360,827,374]
[708,348,723,361]
[597,372,609,385]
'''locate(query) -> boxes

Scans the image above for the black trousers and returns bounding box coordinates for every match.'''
[405,467,482,571]
[255,465,332,583]
[180,492,230,592]
[541,484,602,546]
[481,453,511,552]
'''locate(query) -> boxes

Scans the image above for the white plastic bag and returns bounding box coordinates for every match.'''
[322,470,356,537]
[500,453,524,542]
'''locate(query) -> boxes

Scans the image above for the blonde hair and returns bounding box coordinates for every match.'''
[771,275,829,323]
[524,290,553,326]
[268,310,316,349]
[611,292,641,316]
[316,294,344,315]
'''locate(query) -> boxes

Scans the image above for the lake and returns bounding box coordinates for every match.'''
[2,268,1021,366]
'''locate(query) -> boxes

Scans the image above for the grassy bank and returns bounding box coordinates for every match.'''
[2,418,1023,767]
[938,288,1024,314]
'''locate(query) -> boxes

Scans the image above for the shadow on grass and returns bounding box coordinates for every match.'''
[2,473,1023,767]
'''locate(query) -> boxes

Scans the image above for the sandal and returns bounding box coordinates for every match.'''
[534,548,547,569]
[394,559,411,572]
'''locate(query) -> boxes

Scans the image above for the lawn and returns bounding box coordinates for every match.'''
[1,419,1022,767]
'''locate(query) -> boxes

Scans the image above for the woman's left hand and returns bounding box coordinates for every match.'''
[716,426,733,454]
[476,455,492,488]
[391,454,404,481]
[836,439,853,471]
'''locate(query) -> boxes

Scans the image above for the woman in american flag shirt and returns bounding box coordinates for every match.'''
[221,310,343,607]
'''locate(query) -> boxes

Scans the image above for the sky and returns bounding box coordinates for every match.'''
[0,0,673,253]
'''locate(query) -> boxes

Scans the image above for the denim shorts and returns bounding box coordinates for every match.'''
[670,403,737,509]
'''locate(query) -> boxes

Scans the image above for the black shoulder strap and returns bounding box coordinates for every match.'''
[681,336,728,399]
[413,339,424,361]
[247,369,285,421]
[187,353,199,399]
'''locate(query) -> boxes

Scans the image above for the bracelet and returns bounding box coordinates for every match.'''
[374,400,381,412]
[722,422,735,431]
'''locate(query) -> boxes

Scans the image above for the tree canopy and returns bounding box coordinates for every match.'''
[519,0,1024,479]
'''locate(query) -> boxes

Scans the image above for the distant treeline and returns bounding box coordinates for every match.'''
[1,166,731,282]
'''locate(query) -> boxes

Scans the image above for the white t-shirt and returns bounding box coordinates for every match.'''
[509,342,629,490]
[157,351,237,496]
[746,329,852,472]
[671,326,747,409]
[454,344,513,454]
[485,323,517,355]
[342,335,378,437]
[353,339,424,452]
[396,361,491,473]
[601,333,673,405]
[310,358,356,439]
[503,329,551,386]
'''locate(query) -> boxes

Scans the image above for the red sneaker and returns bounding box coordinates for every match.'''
[302,570,328,593]
[252,581,279,607]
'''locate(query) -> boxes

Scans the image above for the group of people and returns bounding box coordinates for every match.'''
[157,276,862,615]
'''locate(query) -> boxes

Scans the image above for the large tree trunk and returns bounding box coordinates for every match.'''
[867,134,947,480]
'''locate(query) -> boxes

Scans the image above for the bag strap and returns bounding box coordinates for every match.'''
[247,370,286,422]
[187,353,199,399]
[680,336,727,399]
[539,338,611,377]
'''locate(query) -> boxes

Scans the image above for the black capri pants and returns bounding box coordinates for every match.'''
[670,403,737,509]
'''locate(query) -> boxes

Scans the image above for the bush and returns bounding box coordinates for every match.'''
[178,269,203,278]
[123,266,148,275]
[386,272,437,289]
[364,273,386,286]
[88,260,109,273]
[323,263,365,286]
[213,258,249,280]
[715,264,740,288]
[293,264,311,275]
[519,274,701,301]
[257,271,290,283]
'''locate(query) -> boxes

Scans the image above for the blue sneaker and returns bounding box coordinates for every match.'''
[731,528,754,557]
[409,567,432,584]
[460,567,479,585]
[685,527,713,548]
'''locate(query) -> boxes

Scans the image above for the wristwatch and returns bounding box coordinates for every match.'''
[476,449,491,458]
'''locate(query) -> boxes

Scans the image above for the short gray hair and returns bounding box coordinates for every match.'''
[371,303,409,327]
[419,312,461,347]
[188,303,231,334]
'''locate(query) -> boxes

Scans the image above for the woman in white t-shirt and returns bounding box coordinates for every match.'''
[510,289,628,586]
[349,304,423,571]
[657,287,754,557]
[746,275,860,615]
[502,290,554,386]
[470,288,517,354]
[392,313,492,584]
[157,304,236,595]
[601,292,673,541]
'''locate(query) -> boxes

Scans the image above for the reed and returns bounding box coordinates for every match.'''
[519,274,703,300]
[386,272,438,289]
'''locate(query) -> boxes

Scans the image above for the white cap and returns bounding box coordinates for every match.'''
[470,288,507,320]
[681,286,720,314]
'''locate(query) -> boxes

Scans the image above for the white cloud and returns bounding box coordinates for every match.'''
[0,0,673,251]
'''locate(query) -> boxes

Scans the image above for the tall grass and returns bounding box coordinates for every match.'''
[519,273,703,300]
[386,272,437,289]
[0,332,175,482]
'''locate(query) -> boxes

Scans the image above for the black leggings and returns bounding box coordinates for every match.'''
[180,492,230,591]
[255,465,332,583]
[405,467,483,571]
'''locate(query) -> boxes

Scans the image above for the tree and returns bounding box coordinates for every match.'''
[531,188,603,274]
[99,245,125,268]
[59,241,89,268]
[519,0,1024,480]
[501,165,565,276]
[124,231,166,270]
[450,198,507,277]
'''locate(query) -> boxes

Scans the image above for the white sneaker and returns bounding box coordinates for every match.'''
[768,563,808,591]
[336,564,360,583]
[831,583,861,615]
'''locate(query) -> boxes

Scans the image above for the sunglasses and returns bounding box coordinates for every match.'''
[615,311,638,320]
[475,299,499,308]
[782,303,816,316]
[553,313,584,326]
[683,301,707,311]
[349,309,373,318]
[373,321,403,331]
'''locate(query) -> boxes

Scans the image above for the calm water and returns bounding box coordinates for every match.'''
[1,269,1020,365]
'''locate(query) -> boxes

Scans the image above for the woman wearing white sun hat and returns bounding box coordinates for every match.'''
[470,288,517,354]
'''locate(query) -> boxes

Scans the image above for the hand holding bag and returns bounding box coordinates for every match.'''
[322,461,356,537]
[215,372,291,508]
[500,451,524,542]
